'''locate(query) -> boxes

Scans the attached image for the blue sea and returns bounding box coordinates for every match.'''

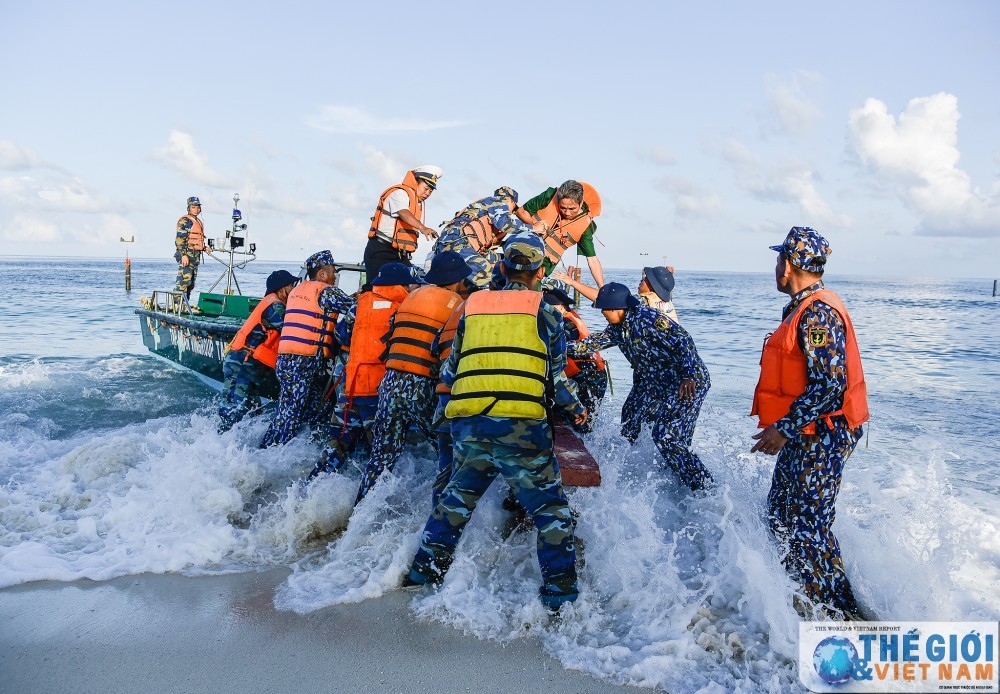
[1,256,998,692]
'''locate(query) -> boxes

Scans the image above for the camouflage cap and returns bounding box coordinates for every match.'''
[503,232,545,271]
[186,196,202,207]
[493,185,518,204]
[305,249,336,272]
[770,226,831,273]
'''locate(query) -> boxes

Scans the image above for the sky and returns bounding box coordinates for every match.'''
[1,0,998,278]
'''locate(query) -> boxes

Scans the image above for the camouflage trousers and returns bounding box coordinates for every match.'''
[767,422,863,616]
[407,436,579,610]
[315,397,378,474]
[218,350,273,432]
[354,369,436,503]
[174,255,199,299]
[621,380,713,491]
[259,354,334,448]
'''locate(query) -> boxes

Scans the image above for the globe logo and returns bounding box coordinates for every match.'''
[813,635,858,685]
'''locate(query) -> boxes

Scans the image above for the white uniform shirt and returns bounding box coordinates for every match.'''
[376,188,423,239]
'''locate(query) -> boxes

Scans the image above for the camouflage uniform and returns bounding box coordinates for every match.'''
[354,368,437,502]
[259,285,354,448]
[218,299,285,431]
[406,278,585,610]
[430,195,532,289]
[574,305,713,491]
[764,279,864,616]
[174,215,201,298]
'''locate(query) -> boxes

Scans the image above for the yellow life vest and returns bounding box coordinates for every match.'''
[445,290,548,420]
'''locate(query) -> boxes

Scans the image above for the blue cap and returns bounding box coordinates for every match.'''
[371,262,419,286]
[423,251,471,286]
[642,266,675,302]
[265,270,297,295]
[503,232,545,271]
[186,196,201,207]
[543,288,575,309]
[593,282,640,310]
[769,226,831,273]
[305,250,336,272]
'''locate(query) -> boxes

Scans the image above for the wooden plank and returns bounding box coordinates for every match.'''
[553,421,601,487]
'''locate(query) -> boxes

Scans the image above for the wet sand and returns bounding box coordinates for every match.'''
[0,569,642,694]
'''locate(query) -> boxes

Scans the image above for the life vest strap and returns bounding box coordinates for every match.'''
[451,368,547,384]
[447,391,546,404]
[459,345,548,361]
[390,320,440,334]
[386,353,437,370]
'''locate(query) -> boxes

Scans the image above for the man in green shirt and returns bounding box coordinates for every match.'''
[515,179,605,286]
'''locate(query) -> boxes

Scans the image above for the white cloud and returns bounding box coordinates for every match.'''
[637,145,677,166]
[0,215,59,243]
[0,174,109,213]
[305,105,468,134]
[0,140,45,170]
[720,138,760,170]
[848,93,1000,237]
[764,71,824,137]
[151,130,237,188]
[655,176,724,221]
[744,160,853,230]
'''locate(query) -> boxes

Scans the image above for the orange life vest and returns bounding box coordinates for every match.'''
[562,310,606,378]
[278,280,338,358]
[452,201,513,254]
[229,294,282,368]
[750,289,869,435]
[534,183,602,264]
[368,171,425,254]
[385,285,462,378]
[434,299,466,395]
[342,285,410,398]
[181,214,205,252]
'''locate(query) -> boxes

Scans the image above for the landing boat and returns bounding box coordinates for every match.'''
[136,195,600,486]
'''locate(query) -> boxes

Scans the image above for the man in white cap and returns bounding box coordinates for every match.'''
[364,165,443,287]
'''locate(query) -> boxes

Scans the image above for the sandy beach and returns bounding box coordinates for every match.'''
[0,569,643,694]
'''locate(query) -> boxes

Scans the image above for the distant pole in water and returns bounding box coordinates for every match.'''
[120,235,135,292]
[994,279,999,297]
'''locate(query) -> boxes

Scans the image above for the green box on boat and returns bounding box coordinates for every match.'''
[196,293,259,319]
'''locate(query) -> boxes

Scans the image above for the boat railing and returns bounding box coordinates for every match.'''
[141,290,196,316]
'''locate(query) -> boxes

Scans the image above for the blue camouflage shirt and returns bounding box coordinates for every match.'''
[573,305,707,385]
[442,281,584,450]
[436,195,533,247]
[774,280,852,439]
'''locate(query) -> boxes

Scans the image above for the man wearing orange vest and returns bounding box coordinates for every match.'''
[218,270,297,432]
[354,251,470,503]
[514,180,605,286]
[404,232,588,612]
[259,250,356,449]
[750,226,869,618]
[310,263,419,478]
[364,165,443,288]
[174,196,212,299]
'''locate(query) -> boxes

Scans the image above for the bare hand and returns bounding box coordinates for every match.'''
[422,227,438,240]
[181,255,189,267]
[572,410,588,426]
[750,425,788,456]
[678,378,696,401]
[532,221,548,234]
[551,270,571,283]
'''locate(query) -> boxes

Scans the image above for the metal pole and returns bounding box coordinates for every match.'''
[993,280,998,297]
[120,235,135,292]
